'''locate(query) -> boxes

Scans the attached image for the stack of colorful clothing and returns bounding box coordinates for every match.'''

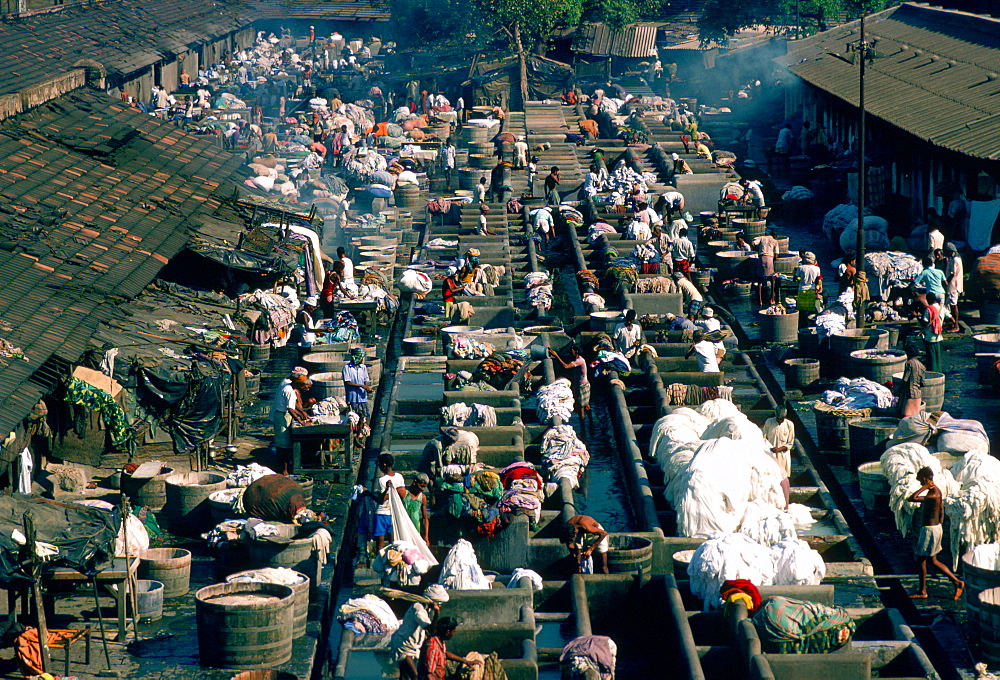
[473,350,527,389]
[541,425,590,489]
[752,597,855,654]
[450,336,495,359]
[337,594,400,636]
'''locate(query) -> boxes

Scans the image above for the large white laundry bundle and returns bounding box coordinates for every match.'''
[649,409,710,461]
[674,438,754,537]
[698,399,742,422]
[689,532,826,608]
[672,437,785,538]
[738,500,797,547]
[840,216,890,253]
[823,203,871,241]
[946,452,1000,568]
[689,532,777,605]
[701,414,765,441]
[397,268,432,295]
[772,538,827,586]
[968,543,1000,570]
[880,443,956,535]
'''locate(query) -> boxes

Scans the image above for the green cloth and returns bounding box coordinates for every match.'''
[403,492,424,531]
[64,377,134,452]
[753,597,856,654]
[436,480,466,519]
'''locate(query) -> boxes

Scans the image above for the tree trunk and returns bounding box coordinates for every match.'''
[514,23,528,110]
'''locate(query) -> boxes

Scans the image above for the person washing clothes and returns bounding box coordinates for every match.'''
[562,515,610,574]
[343,347,373,425]
[898,340,926,417]
[686,330,723,373]
[548,345,590,423]
[612,309,643,359]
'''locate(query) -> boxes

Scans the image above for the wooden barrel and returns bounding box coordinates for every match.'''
[461,125,490,144]
[402,337,436,356]
[247,533,319,592]
[775,236,789,253]
[724,281,753,298]
[230,671,297,680]
[732,218,766,237]
[849,418,899,467]
[139,548,192,598]
[757,310,799,343]
[849,349,907,384]
[227,568,310,636]
[165,472,228,534]
[250,344,271,362]
[981,587,1000,661]
[692,270,712,289]
[705,240,730,254]
[671,549,696,579]
[857,462,889,511]
[195,582,294,669]
[797,328,820,359]
[965,552,1000,635]
[606,536,653,574]
[974,333,1000,355]
[871,324,900,348]
[458,168,489,191]
[121,466,174,512]
[831,329,889,359]
[773,253,799,274]
[136,580,164,622]
[468,153,491,169]
[813,403,871,453]
[309,371,345,399]
[783,357,820,390]
[715,250,752,275]
[395,185,423,209]
[891,371,945,411]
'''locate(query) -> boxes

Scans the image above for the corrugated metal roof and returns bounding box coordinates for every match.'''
[0,89,248,437]
[783,3,1000,161]
[573,22,659,58]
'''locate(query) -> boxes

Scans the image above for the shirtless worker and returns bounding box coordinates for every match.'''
[561,515,610,574]
[907,467,963,600]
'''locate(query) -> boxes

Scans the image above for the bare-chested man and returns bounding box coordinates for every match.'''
[908,467,963,600]
[562,515,610,574]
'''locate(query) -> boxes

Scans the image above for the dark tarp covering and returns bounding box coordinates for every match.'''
[472,54,574,105]
[135,364,225,454]
[0,496,118,584]
[188,242,297,275]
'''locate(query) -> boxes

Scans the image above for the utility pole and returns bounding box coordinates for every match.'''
[848,14,874,328]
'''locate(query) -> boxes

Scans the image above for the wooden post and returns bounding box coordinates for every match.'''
[22,511,51,674]
[120,495,140,642]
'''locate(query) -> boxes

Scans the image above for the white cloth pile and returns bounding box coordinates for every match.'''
[508,568,544,591]
[537,379,575,423]
[74,499,149,557]
[781,186,814,201]
[880,443,957,535]
[437,539,491,590]
[312,396,360,426]
[823,203,872,241]
[398,269,433,295]
[541,425,591,489]
[815,307,847,341]
[228,567,305,587]
[606,160,657,196]
[864,252,922,299]
[655,401,786,538]
[226,462,277,488]
[822,377,894,410]
[840,215,890,253]
[337,594,401,636]
[968,543,1000,570]
[441,402,497,427]
[688,532,825,608]
[946,451,1000,568]
[583,293,606,311]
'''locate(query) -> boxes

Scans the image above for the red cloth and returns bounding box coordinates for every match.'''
[418,635,448,680]
[242,474,307,522]
[720,579,763,613]
[501,466,543,489]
